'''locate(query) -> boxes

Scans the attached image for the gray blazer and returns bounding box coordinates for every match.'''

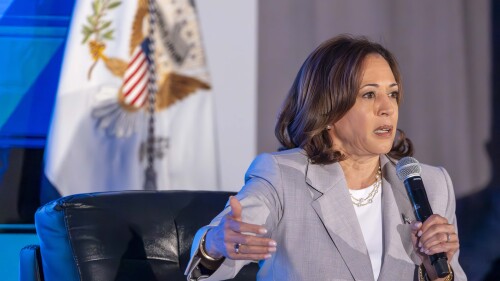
[186,148,467,280]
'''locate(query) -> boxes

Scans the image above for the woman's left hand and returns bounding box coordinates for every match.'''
[410,214,459,278]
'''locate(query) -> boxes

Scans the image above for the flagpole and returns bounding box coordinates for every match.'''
[144,0,158,190]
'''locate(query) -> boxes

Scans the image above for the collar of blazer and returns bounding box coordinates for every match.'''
[305,154,394,193]
[304,154,419,281]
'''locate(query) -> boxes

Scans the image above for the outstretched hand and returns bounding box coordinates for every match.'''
[204,196,277,260]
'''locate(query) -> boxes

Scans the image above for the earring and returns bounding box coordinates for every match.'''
[326,125,332,130]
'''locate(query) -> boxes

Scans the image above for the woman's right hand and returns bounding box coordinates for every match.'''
[204,196,277,260]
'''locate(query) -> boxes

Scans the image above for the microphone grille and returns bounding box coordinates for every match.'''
[395,156,422,181]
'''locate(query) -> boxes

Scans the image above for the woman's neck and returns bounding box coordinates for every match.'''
[340,156,381,190]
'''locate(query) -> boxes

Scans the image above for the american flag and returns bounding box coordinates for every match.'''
[122,38,151,108]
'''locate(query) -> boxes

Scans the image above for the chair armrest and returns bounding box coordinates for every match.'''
[19,245,44,281]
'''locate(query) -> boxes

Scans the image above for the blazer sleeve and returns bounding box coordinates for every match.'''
[439,167,467,281]
[185,153,284,280]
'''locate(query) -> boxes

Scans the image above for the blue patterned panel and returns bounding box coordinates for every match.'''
[0,0,75,147]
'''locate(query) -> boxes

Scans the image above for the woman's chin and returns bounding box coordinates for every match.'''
[373,144,393,155]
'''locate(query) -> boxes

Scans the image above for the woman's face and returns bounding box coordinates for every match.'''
[329,54,399,158]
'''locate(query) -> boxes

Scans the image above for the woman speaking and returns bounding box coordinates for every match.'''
[185,35,466,281]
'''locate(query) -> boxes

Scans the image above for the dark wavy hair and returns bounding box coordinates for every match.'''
[275,34,413,164]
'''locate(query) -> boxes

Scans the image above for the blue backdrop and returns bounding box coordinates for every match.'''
[0,0,75,148]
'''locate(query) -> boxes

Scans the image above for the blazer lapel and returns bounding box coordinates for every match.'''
[378,155,420,280]
[306,161,375,281]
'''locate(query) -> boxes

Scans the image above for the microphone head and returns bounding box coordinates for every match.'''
[396,156,422,181]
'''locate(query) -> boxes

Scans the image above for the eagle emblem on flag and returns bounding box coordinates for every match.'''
[81,0,211,137]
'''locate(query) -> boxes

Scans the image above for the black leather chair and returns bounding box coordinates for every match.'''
[19,190,258,281]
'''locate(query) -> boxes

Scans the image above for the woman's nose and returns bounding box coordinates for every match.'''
[377,95,395,116]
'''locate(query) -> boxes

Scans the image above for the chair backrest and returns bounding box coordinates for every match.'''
[35,190,258,281]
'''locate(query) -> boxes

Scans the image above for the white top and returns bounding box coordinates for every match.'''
[350,182,383,280]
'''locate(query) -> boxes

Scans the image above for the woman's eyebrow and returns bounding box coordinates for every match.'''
[360,83,399,88]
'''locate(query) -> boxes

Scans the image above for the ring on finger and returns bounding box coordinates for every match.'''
[234,243,241,254]
[446,233,451,243]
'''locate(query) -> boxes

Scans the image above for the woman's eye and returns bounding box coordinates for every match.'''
[389,91,399,99]
[362,92,375,99]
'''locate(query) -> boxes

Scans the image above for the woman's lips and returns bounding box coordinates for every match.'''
[374,125,393,136]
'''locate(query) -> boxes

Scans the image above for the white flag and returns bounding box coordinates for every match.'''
[45,0,219,196]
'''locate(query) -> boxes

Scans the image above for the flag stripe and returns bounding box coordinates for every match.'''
[122,39,151,109]
[124,73,148,105]
[123,62,148,97]
[130,82,148,106]
[123,50,147,86]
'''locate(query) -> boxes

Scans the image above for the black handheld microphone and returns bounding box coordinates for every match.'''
[395,157,450,278]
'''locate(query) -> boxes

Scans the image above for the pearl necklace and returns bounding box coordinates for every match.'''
[350,167,381,207]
